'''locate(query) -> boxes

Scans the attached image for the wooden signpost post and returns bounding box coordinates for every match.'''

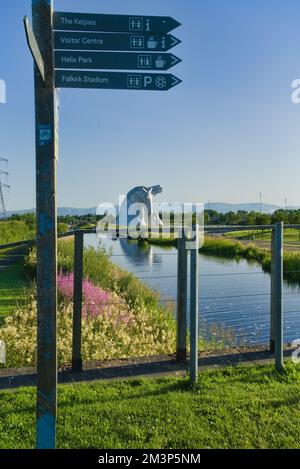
[25,0,58,450]
[24,0,182,449]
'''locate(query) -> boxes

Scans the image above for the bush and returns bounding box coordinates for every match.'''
[0,280,176,368]
[0,220,34,245]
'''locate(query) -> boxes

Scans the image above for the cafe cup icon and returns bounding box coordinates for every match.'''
[147,37,158,49]
[155,56,166,68]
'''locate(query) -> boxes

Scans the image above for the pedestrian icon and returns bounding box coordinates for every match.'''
[130,36,144,49]
[129,17,143,31]
[146,19,150,31]
[161,37,166,49]
[127,74,142,88]
[138,55,152,69]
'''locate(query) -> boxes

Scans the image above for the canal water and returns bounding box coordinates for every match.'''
[86,235,300,346]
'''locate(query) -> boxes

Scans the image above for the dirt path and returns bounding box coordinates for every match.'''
[0,246,28,270]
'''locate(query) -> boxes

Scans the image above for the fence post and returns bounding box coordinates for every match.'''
[274,222,283,372]
[72,231,84,373]
[176,232,188,362]
[190,226,199,383]
[270,228,275,353]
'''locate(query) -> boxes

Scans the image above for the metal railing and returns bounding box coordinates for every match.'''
[0,222,292,376]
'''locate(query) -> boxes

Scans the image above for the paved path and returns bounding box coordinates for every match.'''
[0,246,28,271]
[0,346,296,390]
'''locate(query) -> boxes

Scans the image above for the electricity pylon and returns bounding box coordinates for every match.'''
[0,158,10,219]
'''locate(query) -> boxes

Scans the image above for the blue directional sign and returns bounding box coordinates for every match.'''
[54,31,181,52]
[55,51,181,71]
[55,70,182,91]
[53,12,181,34]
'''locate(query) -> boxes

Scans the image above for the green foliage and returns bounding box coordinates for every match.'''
[57,222,69,234]
[0,364,300,449]
[0,291,176,368]
[19,239,177,368]
[0,220,35,245]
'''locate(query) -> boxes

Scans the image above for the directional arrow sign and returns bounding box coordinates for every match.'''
[55,51,181,72]
[54,31,181,52]
[53,12,181,34]
[23,16,45,81]
[55,70,182,91]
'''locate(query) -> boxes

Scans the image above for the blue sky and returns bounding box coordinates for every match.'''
[1,0,300,210]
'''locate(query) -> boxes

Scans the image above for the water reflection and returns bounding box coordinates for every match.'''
[85,235,300,346]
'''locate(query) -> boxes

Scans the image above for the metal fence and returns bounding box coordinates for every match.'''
[1,222,298,380]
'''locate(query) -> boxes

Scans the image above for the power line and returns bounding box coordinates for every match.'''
[0,157,10,219]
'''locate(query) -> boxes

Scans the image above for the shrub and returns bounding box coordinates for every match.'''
[0,285,176,368]
[0,220,34,245]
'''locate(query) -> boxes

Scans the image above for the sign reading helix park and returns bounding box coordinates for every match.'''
[53,11,182,92]
[55,51,181,72]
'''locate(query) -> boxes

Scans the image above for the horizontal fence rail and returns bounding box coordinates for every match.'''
[2,224,300,252]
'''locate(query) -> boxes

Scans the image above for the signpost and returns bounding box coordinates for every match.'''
[30,0,58,450]
[25,1,181,449]
[54,31,181,52]
[55,70,181,91]
[55,51,181,71]
[24,16,45,81]
[53,12,181,34]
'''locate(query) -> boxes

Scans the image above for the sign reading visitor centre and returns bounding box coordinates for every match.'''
[53,11,182,92]
[54,32,181,52]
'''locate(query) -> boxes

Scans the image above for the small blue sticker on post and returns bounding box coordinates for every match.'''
[38,124,52,146]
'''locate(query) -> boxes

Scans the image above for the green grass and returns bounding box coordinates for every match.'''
[0,256,28,319]
[1,364,300,449]
[224,229,300,243]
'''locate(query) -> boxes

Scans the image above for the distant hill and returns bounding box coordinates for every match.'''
[6,202,300,217]
[6,207,97,217]
[204,202,288,214]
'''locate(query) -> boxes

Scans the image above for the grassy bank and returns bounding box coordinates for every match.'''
[224,228,300,243]
[0,241,177,368]
[0,251,29,320]
[1,363,300,449]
